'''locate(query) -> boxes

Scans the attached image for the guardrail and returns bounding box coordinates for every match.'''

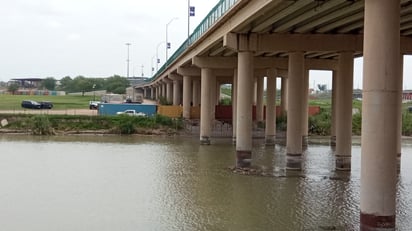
[146,0,239,83]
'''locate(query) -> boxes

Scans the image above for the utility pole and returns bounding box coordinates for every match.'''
[125,43,131,78]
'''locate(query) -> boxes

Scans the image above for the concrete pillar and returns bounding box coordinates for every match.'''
[143,88,147,99]
[200,68,214,145]
[183,75,192,119]
[256,75,264,122]
[173,80,181,106]
[336,51,354,171]
[166,80,173,104]
[281,77,288,115]
[286,52,304,170]
[192,78,200,107]
[301,69,309,146]
[360,0,400,229]
[253,78,257,105]
[162,83,166,99]
[210,75,217,122]
[150,87,155,99]
[397,55,404,173]
[265,69,277,145]
[330,71,337,146]
[236,51,254,168]
[232,69,238,143]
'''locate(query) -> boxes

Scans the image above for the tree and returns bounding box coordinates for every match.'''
[58,76,73,92]
[72,76,94,96]
[317,84,327,92]
[8,83,19,95]
[42,77,56,90]
[105,75,130,94]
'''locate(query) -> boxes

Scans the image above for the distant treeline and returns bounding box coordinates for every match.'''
[8,75,130,95]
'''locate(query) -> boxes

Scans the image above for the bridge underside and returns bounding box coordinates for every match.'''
[136,1,410,229]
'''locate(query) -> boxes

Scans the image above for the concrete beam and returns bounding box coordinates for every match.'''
[177,66,201,77]
[225,33,363,53]
[193,56,237,69]
[168,73,183,81]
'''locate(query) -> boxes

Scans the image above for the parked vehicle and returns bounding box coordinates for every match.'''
[116,109,146,116]
[40,101,53,109]
[89,101,100,110]
[21,100,41,109]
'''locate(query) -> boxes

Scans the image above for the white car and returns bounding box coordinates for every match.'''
[116,109,146,117]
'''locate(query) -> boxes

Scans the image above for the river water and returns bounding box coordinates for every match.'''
[0,134,411,231]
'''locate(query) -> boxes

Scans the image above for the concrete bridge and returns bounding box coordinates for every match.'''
[135,0,412,229]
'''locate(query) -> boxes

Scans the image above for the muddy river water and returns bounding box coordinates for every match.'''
[0,135,411,230]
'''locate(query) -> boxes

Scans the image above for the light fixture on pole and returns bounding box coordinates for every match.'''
[188,0,195,38]
[166,17,178,62]
[151,55,156,76]
[125,43,131,78]
[156,41,166,72]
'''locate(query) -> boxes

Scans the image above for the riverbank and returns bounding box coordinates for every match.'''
[0,112,183,136]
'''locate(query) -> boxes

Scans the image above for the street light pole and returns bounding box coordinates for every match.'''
[166,17,178,62]
[188,0,190,38]
[156,41,165,72]
[125,43,131,78]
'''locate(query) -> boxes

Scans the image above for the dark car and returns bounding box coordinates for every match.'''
[21,100,41,109]
[40,101,53,109]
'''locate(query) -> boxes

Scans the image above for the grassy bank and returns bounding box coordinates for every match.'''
[0,94,92,110]
[0,113,182,135]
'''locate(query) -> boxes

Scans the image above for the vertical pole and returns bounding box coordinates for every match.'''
[265,69,277,145]
[360,0,400,229]
[336,51,354,171]
[330,71,337,146]
[301,69,309,146]
[188,0,190,38]
[286,52,304,170]
[200,68,213,145]
[183,75,192,119]
[232,69,238,143]
[236,51,254,168]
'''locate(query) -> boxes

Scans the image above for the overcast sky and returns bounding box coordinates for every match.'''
[1,0,412,90]
[0,0,219,80]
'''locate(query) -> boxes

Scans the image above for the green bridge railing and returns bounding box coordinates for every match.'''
[146,0,239,83]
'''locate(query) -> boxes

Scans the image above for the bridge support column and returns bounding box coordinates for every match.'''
[183,75,192,119]
[193,78,200,107]
[166,80,173,104]
[150,87,155,99]
[397,55,403,173]
[286,52,304,170]
[236,51,254,168]
[232,69,238,143]
[200,68,214,145]
[265,69,277,145]
[162,83,166,99]
[360,0,400,229]
[301,69,309,146]
[336,51,354,171]
[168,74,182,106]
[256,75,264,122]
[330,71,337,146]
[280,77,288,116]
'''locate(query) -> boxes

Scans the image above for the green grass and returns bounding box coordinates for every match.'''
[0,94,93,110]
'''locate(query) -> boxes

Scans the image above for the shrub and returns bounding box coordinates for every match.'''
[29,115,55,135]
[308,108,331,136]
